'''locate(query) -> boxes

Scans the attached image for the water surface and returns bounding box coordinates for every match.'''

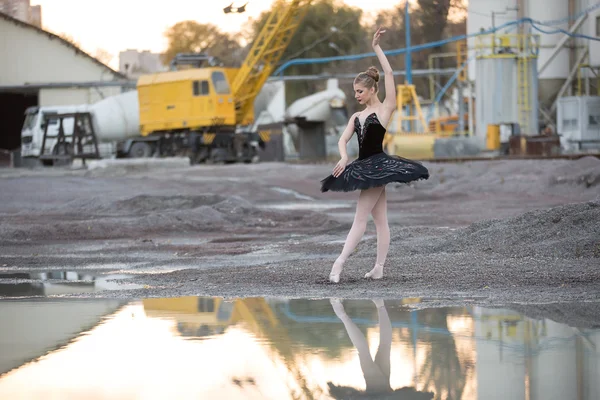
[0,297,598,399]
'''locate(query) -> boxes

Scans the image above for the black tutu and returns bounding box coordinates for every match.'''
[320,112,430,192]
[321,152,429,192]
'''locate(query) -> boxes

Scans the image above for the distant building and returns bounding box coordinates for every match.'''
[0,0,42,27]
[29,4,40,26]
[119,50,167,79]
[0,12,126,154]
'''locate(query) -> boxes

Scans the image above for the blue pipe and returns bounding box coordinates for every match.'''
[273,15,600,77]
[273,18,528,76]
[531,22,600,40]
[425,55,473,122]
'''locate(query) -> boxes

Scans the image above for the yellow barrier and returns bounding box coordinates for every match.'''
[486,124,500,150]
[386,133,437,159]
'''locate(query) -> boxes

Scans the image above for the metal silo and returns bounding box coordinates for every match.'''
[475,34,540,146]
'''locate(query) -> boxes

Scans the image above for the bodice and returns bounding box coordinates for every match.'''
[354,113,386,160]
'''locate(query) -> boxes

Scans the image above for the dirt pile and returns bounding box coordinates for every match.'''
[413,157,600,197]
[0,194,341,242]
[547,156,600,188]
[388,199,600,259]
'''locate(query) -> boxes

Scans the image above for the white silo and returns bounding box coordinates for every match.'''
[525,0,570,106]
[473,33,539,143]
[582,0,600,68]
[467,0,519,82]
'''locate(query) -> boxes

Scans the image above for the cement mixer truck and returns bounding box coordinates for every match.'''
[21,0,313,166]
[21,87,263,166]
[20,91,149,165]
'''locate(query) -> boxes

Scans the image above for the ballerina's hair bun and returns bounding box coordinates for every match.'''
[354,66,380,91]
[365,66,379,82]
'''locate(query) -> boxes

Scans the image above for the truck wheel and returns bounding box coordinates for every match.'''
[208,148,227,164]
[52,143,72,167]
[190,147,209,165]
[128,142,153,158]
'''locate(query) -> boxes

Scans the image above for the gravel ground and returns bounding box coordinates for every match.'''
[1,157,599,326]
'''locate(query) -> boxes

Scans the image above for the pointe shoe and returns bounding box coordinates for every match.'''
[364,264,384,279]
[329,259,344,283]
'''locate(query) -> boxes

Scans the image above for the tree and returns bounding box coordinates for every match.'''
[415,0,454,44]
[94,48,113,66]
[243,0,367,105]
[161,21,242,66]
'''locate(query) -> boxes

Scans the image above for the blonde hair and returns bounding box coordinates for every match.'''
[354,66,379,92]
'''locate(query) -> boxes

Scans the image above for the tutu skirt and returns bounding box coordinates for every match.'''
[321,152,429,192]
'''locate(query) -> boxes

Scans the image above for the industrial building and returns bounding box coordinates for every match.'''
[0,0,41,27]
[1,0,600,165]
[0,11,126,156]
[119,49,167,79]
[467,0,600,153]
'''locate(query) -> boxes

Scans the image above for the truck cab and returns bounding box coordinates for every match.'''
[137,68,237,136]
[21,105,89,163]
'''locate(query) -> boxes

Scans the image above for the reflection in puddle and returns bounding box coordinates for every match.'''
[0,297,598,399]
[0,271,143,297]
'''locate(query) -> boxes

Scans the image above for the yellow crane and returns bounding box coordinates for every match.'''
[135,0,313,163]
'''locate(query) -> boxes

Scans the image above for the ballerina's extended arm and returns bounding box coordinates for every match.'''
[372,28,397,119]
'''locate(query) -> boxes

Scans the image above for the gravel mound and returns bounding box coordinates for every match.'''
[548,156,600,188]
[0,194,341,242]
[110,194,227,214]
[418,158,600,196]
[413,199,600,259]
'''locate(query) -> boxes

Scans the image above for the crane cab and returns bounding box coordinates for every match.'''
[137,68,237,136]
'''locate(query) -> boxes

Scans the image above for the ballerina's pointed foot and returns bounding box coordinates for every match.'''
[329,259,344,283]
[364,264,384,279]
[330,298,347,315]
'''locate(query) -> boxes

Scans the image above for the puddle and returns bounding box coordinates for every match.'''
[270,187,315,201]
[0,297,598,399]
[260,201,353,211]
[0,271,143,298]
[152,237,211,246]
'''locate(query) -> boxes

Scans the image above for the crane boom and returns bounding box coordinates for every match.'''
[231,0,312,124]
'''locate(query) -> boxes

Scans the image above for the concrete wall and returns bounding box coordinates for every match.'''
[39,87,122,107]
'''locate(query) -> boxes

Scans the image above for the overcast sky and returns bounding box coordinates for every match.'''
[33,0,409,68]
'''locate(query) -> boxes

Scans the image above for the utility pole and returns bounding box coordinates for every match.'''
[405,1,412,85]
[404,1,412,132]
[490,6,518,55]
[491,6,519,30]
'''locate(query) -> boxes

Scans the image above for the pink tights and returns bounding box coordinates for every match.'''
[329,186,390,282]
